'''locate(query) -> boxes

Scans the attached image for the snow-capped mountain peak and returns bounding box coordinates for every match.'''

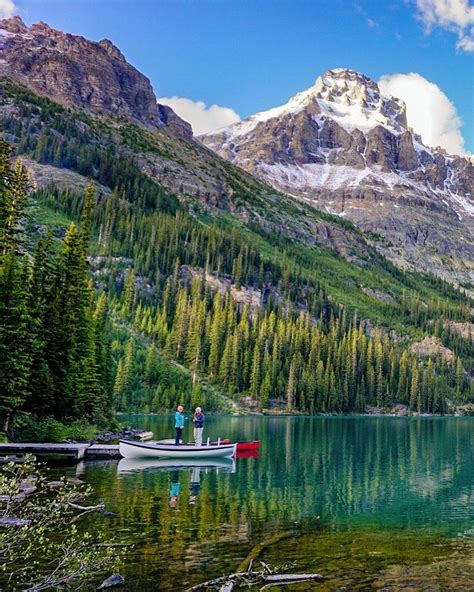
[200,68,473,284]
[204,68,408,143]
[308,68,407,132]
[312,68,384,108]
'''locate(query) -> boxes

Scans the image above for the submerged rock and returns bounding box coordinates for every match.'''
[97,573,125,589]
[46,481,65,488]
[67,477,84,485]
[0,516,30,527]
[19,477,37,495]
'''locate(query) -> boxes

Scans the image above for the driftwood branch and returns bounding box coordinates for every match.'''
[237,531,294,573]
[265,574,322,582]
[67,501,105,512]
[187,571,262,591]
[263,574,323,585]
[187,571,323,591]
[67,500,105,523]
[187,529,323,591]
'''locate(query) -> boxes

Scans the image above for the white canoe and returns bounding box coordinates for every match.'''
[117,456,236,474]
[119,439,237,460]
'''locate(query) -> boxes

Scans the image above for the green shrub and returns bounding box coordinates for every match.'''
[63,420,98,441]
[9,416,98,443]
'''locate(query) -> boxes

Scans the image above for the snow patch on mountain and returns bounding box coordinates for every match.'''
[260,160,473,218]
[260,162,419,193]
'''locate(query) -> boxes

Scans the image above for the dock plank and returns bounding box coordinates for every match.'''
[0,443,91,460]
[85,445,121,459]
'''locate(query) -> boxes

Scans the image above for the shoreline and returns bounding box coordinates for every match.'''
[117,410,474,418]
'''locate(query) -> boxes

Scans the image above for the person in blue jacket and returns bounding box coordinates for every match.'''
[192,407,205,446]
[169,471,180,508]
[175,405,186,445]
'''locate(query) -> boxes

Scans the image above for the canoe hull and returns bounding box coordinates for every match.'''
[237,441,260,452]
[119,439,237,460]
[158,438,260,452]
[219,439,261,452]
[118,457,236,474]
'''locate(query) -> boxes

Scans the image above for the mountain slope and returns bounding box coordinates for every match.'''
[0,20,472,415]
[201,68,474,285]
[0,16,192,137]
[5,77,470,323]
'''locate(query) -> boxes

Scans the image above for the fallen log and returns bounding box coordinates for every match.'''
[186,571,261,591]
[68,500,105,512]
[68,500,106,523]
[259,573,323,590]
[264,573,323,582]
[186,529,319,591]
[187,570,323,591]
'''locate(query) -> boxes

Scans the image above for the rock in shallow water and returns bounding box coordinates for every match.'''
[97,573,125,589]
[67,477,84,485]
[46,480,65,488]
[0,516,30,527]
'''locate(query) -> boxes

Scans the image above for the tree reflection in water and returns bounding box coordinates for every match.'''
[76,417,473,590]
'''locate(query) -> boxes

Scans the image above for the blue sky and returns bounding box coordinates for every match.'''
[12,0,474,152]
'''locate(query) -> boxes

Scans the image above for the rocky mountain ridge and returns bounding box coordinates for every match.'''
[0,16,472,285]
[0,16,192,137]
[201,69,474,284]
[1,77,380,271]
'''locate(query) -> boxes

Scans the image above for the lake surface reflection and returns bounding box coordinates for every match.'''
[77,416,474,590]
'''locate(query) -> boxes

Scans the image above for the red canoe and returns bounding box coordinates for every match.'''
[219,439,260,452]
[237,441,260,452]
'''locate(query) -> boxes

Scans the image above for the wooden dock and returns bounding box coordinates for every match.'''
[84,444,121,460]
[0,443,91,461]
[0,432,153,463]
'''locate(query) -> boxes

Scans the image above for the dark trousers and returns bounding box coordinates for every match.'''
[175,427,183,445]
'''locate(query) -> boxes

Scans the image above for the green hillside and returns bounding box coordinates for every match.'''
[1,79,473,434]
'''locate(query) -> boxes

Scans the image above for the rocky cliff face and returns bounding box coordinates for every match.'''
[0,16,192,138]
[201,69,474,284]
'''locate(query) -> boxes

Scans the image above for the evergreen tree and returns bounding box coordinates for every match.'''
[410,360,419,411]
[0,140,31,255]
[0,254,32,431]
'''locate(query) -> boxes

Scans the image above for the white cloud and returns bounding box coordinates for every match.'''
[367,18,379,28]
[0,0,16,18]
[414,0,474,52]
[379,72,466,155]
[156,96,240,135]
[456,32,474,49]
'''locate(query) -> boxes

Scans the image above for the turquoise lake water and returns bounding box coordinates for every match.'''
[75,416,474,590]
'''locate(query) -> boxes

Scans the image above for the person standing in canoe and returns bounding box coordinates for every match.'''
[175,405,186,445]
[193,407,205,446]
